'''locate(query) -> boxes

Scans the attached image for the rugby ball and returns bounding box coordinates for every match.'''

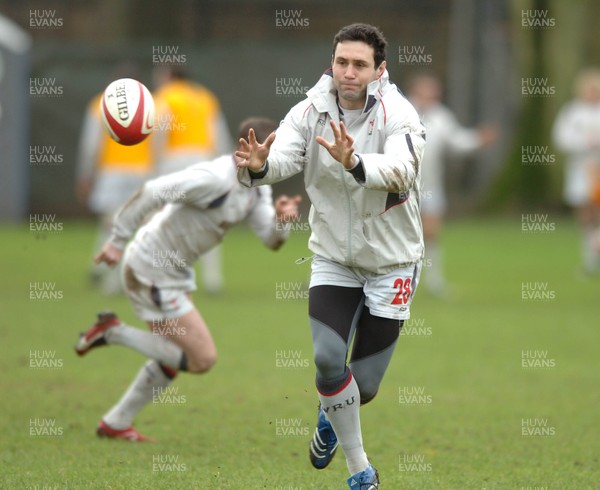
[100,78,154,145]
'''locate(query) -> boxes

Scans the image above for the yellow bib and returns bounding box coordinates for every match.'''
[92,94,153,172]
[153,80,220,152]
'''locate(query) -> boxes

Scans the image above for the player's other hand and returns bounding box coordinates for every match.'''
[235,128,276,172]
[275,194,302,223]
[316,120,356,169]
[477,125,499,147]
[94,242,123,268]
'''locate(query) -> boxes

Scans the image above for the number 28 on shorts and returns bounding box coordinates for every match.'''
[391,277,412,305]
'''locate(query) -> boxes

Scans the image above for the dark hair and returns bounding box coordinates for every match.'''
[332,23,387,68]
[154,66,187,80]
[237,117,278,142]
[169,67,186,80]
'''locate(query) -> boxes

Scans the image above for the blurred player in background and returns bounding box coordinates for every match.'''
[237,23,424,490]
[76,67,154,295]
[408,73,497,295]
[553,67,600,276]
[153,66,233,294]
[75,118,301,441]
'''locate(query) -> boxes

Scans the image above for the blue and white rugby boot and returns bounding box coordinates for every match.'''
[347,464,379,489]
[309,406,338,469]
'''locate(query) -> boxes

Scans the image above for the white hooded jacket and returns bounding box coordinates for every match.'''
[239,69,426,274]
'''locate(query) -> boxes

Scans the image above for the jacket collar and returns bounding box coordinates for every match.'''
[307,68,389,115]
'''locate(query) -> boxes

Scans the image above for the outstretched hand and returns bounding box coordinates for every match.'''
[94,241,123,268]
[275,194,302,223]
[316,120,357,169]
[477,125,499,147]
[235,128,276,172]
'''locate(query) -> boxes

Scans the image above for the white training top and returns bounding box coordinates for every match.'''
[109,155,289,289]
[418,103,481,197]
[553,100,600,206]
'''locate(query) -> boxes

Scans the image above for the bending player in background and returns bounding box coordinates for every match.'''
[237,23,424,490]
[76,67,154,295]
[408,73,497,296]
[75,118,301,441]
[153,66,233,294]
[553,67,600,276]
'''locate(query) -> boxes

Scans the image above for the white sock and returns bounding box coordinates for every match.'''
[106,324,184,370]
[103,360,174,429]
[318,373,369,475]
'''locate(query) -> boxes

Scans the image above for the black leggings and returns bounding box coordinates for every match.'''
[309,285,403,404]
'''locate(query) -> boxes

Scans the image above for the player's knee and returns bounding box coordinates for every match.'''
[313,349,346,379]
[187,350,217,374]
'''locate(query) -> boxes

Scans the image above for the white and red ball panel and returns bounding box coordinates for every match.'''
[100,78,154,146]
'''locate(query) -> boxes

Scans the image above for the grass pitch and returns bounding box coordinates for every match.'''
[0,217,598,489]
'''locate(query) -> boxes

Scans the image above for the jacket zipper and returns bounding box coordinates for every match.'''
[338,113,355,265]
[339,111,369,266]
[341,163,353,265]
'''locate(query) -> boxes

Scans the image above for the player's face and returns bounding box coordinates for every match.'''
[411,77,442,111]
[581,82,600,103]
[332,41,386,110]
